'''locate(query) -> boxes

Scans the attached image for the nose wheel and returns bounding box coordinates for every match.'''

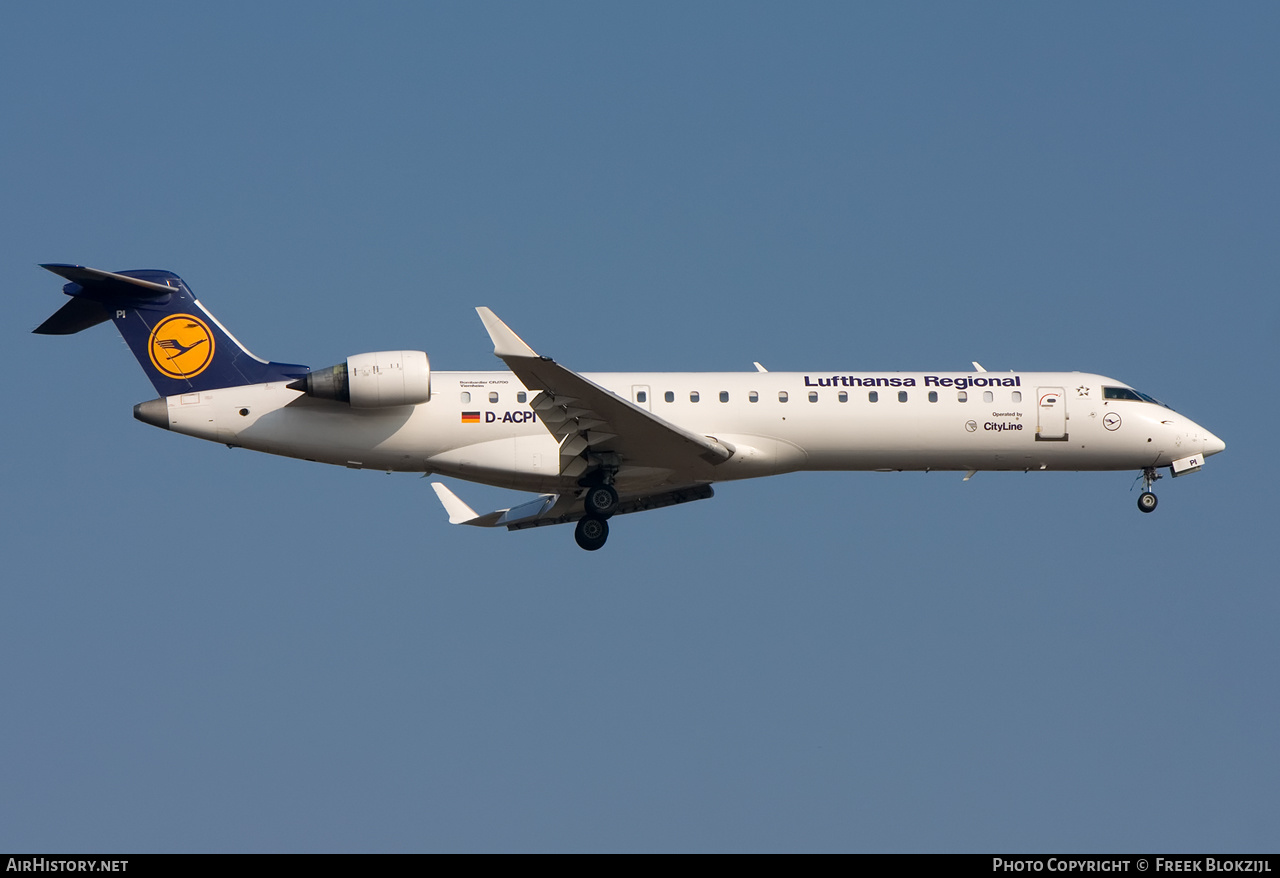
[1136,466,1161,513]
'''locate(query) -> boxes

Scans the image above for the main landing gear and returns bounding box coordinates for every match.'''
[1137,466,1161,513]
[575,475,619,550]
[583,483,619,517]
[575,516,609,551]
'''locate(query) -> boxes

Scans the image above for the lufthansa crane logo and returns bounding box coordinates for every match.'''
[148,314,215,379]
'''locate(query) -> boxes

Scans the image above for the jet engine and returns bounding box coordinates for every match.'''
[288,350,430,407]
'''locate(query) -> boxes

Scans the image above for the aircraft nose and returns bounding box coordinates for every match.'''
[1203,430,1226,457]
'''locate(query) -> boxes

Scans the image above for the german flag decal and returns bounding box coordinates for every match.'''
[461,411,481,424]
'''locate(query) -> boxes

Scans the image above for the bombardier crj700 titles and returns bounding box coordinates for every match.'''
[35,264,1226,550]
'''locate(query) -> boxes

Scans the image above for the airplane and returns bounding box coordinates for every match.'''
[34,263,1226,551]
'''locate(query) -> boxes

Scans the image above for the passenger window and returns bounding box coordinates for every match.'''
[779,391,789,403]
[808,391,818,402]
[517,391,526,403]
[719,391,729,403]
[838,391,848,403]
[749,391,759,403]
[460,391,471,403]
[868,391,878,402]
[690,391,700,403]
[898,391,908,402]
[489,392,499,403]
[664,391,674,403]
[928,391,938,403]
[957,391,967,403]
[1011,391,1021,403]
[983,391,993,403]
[636,390,647,403]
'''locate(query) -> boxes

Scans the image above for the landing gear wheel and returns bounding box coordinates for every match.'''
[584,484,619,517]
[1135,466,1161,513]
[575,516,609,551]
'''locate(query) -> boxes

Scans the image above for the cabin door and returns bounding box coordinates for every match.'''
[1036,386,1067,441]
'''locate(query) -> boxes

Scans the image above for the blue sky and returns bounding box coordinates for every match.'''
[3,2,1276,852]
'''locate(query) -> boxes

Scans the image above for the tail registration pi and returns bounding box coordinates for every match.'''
[34,264,1226,550]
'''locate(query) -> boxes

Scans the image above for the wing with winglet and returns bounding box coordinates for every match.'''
[430,483,560,527]
[474,307,733,478]
[430,482,714,530]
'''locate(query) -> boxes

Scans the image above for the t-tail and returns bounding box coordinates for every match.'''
[33,264,307,395]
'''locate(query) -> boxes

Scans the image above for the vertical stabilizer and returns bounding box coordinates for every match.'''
[34,264,307,395]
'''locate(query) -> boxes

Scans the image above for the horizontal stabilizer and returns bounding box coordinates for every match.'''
[34,263,177,335]
[33,295,112,335]
[40,263,177,299]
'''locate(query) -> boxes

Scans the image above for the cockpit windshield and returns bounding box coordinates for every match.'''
[1103,386,1169,408]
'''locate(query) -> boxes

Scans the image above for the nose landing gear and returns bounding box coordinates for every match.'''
[1136,466,1161,513]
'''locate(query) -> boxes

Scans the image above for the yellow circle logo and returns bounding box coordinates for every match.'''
[148,313,215,379]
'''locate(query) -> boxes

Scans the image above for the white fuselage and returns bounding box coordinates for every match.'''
[153,369,1225,494]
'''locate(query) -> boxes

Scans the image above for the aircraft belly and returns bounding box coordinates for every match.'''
[427,435,563,491]
[163,385,459,471]
[786,411,1104,472]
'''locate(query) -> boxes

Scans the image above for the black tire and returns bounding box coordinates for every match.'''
[584,484,619,517]
[1137,492,1158,513]
[575,516,609,551]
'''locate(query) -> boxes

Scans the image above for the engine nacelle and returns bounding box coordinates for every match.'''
[289,350,431,407]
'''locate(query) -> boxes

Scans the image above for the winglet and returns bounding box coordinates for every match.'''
[476,307,539,359]
[431,482,483,524]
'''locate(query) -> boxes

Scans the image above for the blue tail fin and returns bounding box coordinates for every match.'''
[34,264,308,395]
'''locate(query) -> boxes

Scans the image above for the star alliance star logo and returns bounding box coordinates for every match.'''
[1076,386,1089,396]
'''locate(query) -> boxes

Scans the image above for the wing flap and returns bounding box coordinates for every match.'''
[505,483,715,530]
